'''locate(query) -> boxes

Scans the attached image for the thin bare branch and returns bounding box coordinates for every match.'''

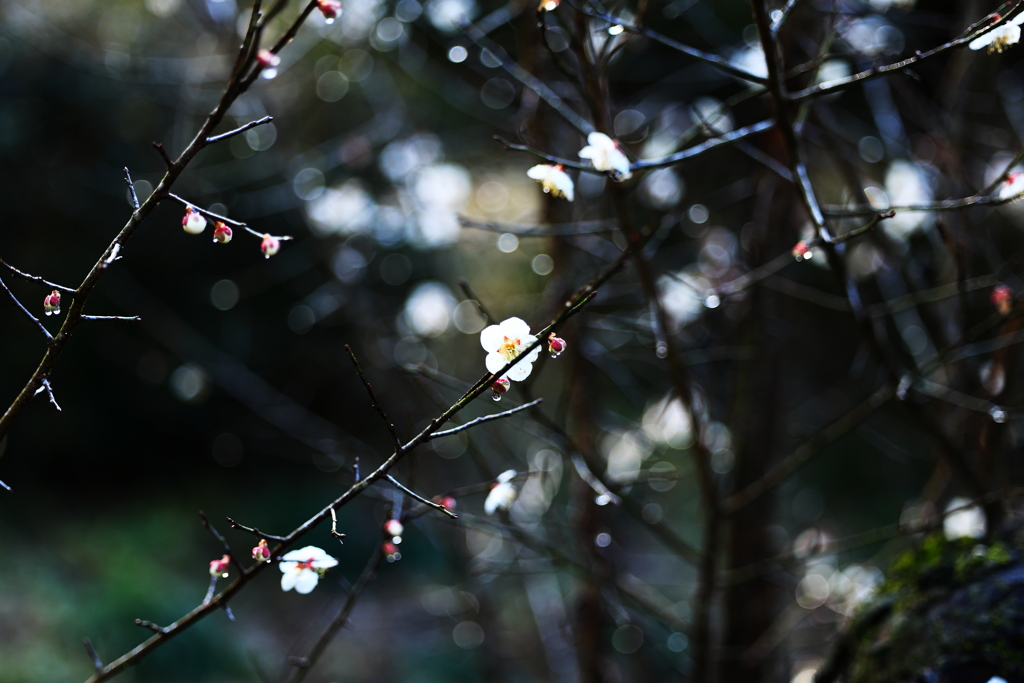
[83,638,103,671]
[429,398,543,439]
[0,258,75,293]
[0,273,53,341]
[225,517,288,543]
[385,474,458,519]
[344,344,401,448]
[206,116,274,144]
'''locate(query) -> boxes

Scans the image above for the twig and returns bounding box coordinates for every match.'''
[206,116,274,144]
[225,517,287,543]
[81,315,141,322]
[0,479,9,492]
[570,452,621,506]
[34,378,61,411]
[151,142,172,170]
[344,345,401,448]
[134,620,165,634]
[163,193,293,241]
[429,398,543,439]
[463,23,593,136]
[123,167,139,211]
[83,638,103,670]
[791,4,1020,101]
[199,510,245,575]
[329,507,346,540]
[0,273,53,340]
[456,277,496,325]
[570,0,767,84]
[385,474,458,519]
[722,383,894,514]
[0,257,75,293]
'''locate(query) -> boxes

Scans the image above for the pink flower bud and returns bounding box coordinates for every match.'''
[435,495,456,512]
[261,234,280,259]
[383,519,404,540]
[252,539,271,563]
[992,284,1014,316]
[548,334,567,358]
[213,222,233,244]
[791,241,811,261]
[317,0,342,19]
[382,541,401,562]
[182,206,208,235]
[491,377,510,402]
[43,290,61,317]
[209,554,231,577]
[257,50,281,68]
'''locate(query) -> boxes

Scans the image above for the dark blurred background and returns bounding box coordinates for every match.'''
[3,0,1024,681]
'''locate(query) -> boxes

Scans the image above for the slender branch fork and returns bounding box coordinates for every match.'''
[78,205,637,682]
[0,0,304,457]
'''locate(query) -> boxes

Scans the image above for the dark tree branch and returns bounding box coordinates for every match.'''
[429,398,543,439]
[83,638,103,670]
[456,277,496,324]
[225,517,288,543]
[0,258,75,293]
[0,273,53,341]
[344,344,401,448]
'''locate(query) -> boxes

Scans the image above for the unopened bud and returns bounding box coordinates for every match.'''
[548,334,567,358]
[257,50,280,68]
[435,495,456,512]
[317,0,342,20]
[382,541,401,562]
[213,222,233,244]
[43,290,61,317]
[383,519,404,540]
[791,241,812,261]
[992,284,1013,316]
[252,539,271,563]
[182,206,207,235]
[209,554,231,578]
[491,377,510,402]
[261,234,280,259]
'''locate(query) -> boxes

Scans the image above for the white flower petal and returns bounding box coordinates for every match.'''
[486,352,508,374]
[506,360,533,381]
[480,324,505,352]
[485,482,516,514]
[970,34,992,50]
[312,555,339,569]
[497,469,516,483]
[587,132,615,149]
[523,344,542,363]
[294,569,320,594]
[527,164,551,180]
[499,317,531,339]
[282,546,320,562]
[578,145,598,160]
[281,568,299,592]
[1013,13,1024,26]
[279,560,298,574]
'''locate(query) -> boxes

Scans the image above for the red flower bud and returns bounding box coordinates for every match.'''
[992,284,1014,316]
[43,290,61,317]
[791,241,812,261]
[317,0,342,19]
[435,495,457,512]
[213,222,233,244]
[257,50,280,68]
[252,539,271,563]
[261,234,280,259]
[209,554,231,577]
[548,334,567,358]
[491,377,510,402]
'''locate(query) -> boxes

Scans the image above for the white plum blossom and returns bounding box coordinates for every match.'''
[526,164,574,201]
[578,132,632,180]
[943,497,986,540]
[279,546,338,594]
[485,470,518,515]
[969,14,1024,53]
[480,317,542,382]
[999,171,1024,201]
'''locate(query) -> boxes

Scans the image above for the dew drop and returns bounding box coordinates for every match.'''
[261,68,278,80]
[990,406,1008,423]
[492,392,502,402]
[325,17,335,24]
[656,344,668,359]
[704,294,721,309]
